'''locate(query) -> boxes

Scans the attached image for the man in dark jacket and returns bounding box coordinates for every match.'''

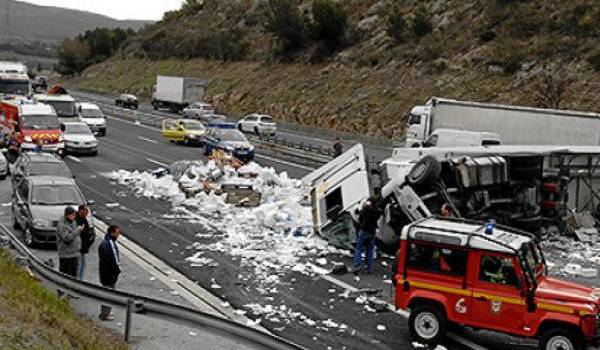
[333,137,343,158]
[98,224,121,321]
[353,195,383,274]
[76,205,94,280]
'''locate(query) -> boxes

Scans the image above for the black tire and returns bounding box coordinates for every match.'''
[183,137,190,146]
[100,130,106,137]
[152,101,158,110]
[115,100,120,106]
[407,155,441,186]
[23,226,34,247]
[408,304,447,345]
[132,104,138,110]
[0,174,6,180]
[254,126,260,135]
[539,328,583,350]
[411,143,421,148]
[238,124,243,132]
[90,150,98,156]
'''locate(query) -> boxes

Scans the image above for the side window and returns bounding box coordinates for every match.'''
[408,243,467,276]
[479,254,518,286]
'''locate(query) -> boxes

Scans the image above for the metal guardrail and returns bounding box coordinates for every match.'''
[0,223,305,350]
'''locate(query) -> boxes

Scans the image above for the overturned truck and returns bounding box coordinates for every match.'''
[304,144,600,253]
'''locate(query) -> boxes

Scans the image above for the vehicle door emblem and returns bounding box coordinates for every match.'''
[491,300,502,315]
[455,298,467,314]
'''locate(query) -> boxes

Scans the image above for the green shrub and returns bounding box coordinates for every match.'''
[311,0,348,48]
[387,6,407,43]
[264,0,309,53]
[412,6,432,38]
[479,30,496,42]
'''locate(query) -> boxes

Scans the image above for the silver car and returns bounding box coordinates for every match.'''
[12,176,92,246]
[62,122,98,156]
[237,114,277,135]
[77,102,107,136]
[183,102,215,119]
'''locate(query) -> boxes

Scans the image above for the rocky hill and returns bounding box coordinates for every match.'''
[69,0,600,139]
[0,0,149,42]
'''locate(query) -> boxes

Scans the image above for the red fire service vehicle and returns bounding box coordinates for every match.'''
[0,98,64,155]
[395,217,600,350]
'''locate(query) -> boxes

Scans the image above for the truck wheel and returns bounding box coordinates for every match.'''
[408,304,447,345]
[152,101,158,110]
[540,328,582,350]
[407,155,441,186]
[132,104,138,110]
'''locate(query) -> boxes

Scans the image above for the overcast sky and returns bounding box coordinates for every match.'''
[22,0,184,20]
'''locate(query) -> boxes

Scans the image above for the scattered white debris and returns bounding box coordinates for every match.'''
[1,202,11,207]
[376,324,386,332]
[105,203,120,208]
[189,331,197,336]
[149,277,156,281]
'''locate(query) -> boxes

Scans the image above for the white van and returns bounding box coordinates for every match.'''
[421,128,501,147]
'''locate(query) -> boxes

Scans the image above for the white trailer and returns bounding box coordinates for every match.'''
[0,61,30,96]
[406,97,600,148]
[151,76,208,112]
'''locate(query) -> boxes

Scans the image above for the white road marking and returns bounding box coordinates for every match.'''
[67,155,82,163]
[254,154,316,171]
[146,157,168,167]
[138,136,158,144]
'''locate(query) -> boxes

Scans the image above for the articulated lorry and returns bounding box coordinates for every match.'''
[151,76,208,113]
[406,97,600,148]
[0,61,31,96]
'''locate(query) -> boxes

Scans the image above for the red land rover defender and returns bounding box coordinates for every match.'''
[395,217,600,350]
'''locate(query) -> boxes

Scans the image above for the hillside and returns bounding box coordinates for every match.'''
[0,0,150,41]
[68,0,600,139]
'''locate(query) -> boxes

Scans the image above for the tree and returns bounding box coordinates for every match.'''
[311,0,348,48]
[387,5,407,43]
[58,38,91,75]
[412,5,432,37]
[264,0,308,53]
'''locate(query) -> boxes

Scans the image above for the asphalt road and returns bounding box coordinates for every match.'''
[36,114,476,350]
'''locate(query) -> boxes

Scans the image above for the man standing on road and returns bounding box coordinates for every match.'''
[333,137,343,158]
[353,194,383,274]
[76,204,94,280]
[57,206,83,278]
[98,224,121,321]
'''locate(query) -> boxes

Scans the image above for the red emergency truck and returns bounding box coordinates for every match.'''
[0,98,64,155]
[395,217,600,350]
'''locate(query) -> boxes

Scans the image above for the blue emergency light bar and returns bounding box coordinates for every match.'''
[207,122,236,129]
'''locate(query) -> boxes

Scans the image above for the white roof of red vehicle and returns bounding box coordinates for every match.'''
[402,217,534,254]
[2,99,55,115]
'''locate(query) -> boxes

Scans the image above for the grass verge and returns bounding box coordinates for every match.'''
[0,249,129,350]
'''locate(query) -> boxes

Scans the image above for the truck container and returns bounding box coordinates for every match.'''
[0,61,30,96]
[406,97,600,148]
[151,76,208,113]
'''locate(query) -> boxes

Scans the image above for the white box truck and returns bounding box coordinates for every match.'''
[405,97,600,148]
[151,76,208,112]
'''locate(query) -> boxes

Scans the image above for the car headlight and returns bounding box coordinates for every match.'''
[33,218,51,228]
[24,136,32,142]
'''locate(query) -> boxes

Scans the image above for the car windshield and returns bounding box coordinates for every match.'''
[44,101,77,117]
[65,124,92,134]
[81,109,103,118]
[408,114,422,125]
[21,114,60,130]
[182,121,205,131]
[260,116,274,123]
[31,185,82,205]
[216,130,247,142]
[0,79,29,94]
[29,162,71,177]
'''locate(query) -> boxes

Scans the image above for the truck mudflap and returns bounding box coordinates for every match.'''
[303,144,370,248]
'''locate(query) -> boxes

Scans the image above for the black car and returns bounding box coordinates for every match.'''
[115,93,139,110]
[12,176,91,246]
[11,152,73,186]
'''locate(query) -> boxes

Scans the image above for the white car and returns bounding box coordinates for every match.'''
[77,102,107,136]
[237,114,277,135]
[183,102,215,119]
[62,122,98,156]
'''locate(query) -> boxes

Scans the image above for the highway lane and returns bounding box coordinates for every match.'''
[70,89,394,163]
[58,115,471,350]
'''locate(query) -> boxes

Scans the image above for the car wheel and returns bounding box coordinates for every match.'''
[540,328,582,350]
[254,126,260,135]
[132,104,138,110]
[91,150,98,156]
[238,124,243,131]
[0,174,6,180]
[408,304,447,345]
[115,100,120,106]
[407,155,441,186]
[152,101,158,110]
[183,137,190,146]
[23,226,34,247]
[100,130,106,137]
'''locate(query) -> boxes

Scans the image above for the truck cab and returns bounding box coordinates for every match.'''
[423,129,501,147]
[0,61,30,97]
[406,105,431,148]
[396,217,600,350]
[0,99,64,154]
